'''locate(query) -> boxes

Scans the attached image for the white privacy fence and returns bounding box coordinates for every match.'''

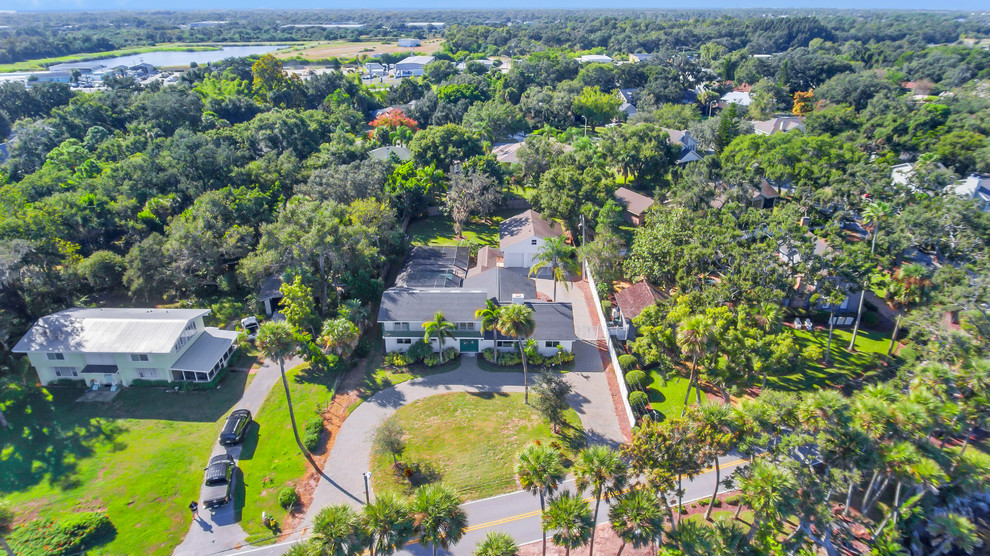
[583,262,637,428]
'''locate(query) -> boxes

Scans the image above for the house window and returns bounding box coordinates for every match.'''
[496,341,515,348]
[130,354,150,362]
[46,353,65,361]
[136,368,158,379]
[456,322,475,331]
[531,239,538,245]
[393,322,410,331]
[53,367,78,377]
[545,341,560,348]
[173,320,198,352]
[397,338,412,345]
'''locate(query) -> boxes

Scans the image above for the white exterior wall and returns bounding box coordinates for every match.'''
[501,237,546,268]
[394,64,425,77]
[484,339,574,356]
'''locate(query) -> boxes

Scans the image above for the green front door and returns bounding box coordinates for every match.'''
[459,339,479,353]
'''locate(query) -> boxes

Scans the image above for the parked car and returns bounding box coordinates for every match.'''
[202,454,236,509]
[218,409,252,446]
[240,317,259,340]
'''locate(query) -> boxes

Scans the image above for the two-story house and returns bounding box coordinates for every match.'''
[13,308,239,387]
[499,209,565,269]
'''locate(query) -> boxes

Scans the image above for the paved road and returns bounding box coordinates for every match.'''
[216,455,747,556]
[173,356,303,556]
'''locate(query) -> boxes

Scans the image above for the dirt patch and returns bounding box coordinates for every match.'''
[277,38,443,60]
[518,522,655,556]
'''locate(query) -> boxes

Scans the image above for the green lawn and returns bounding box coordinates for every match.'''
[766,328,890,391]
[238,362,336,542]
[407,209,520,247]
[0,374,249,555]
[642,375,700,420]
[369,392,584,501]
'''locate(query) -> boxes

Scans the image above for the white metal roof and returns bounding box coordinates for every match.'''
[12,308,210,354]
[171,328,239,372]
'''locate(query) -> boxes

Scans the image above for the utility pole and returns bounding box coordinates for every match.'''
[363,472,373,504]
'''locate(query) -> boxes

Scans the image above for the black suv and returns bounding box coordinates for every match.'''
[202,454,236,509]
[218,409,252,446]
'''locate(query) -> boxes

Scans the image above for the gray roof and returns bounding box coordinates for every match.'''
[369,146,411,161]
[13,308,210,354]
[171,328,239,372]
[395,246,470,288]
[462,267,536,302]
[527,302,578,341]
[378,289,490,322]
[500,210,563,248]
[397,55,435,66]
[259,275,283,301]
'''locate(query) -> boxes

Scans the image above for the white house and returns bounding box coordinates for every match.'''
[364,62,386,76]
[13,308,239,387]
[394,56,435,77]
[950,174,990,212]
[397,38,421,47]
[499,209,565,269]
[720,91,752,106]
[629,53,652,63]
[576,54,613,64]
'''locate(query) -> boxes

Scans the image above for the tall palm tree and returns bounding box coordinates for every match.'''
[320,317,361,357]
[676,315,711,416]
[497,303,537,404]
[542,492,594,556]
[422,311,455,352]
[529,236,581,302]
[363,491,415,556]
[476,299,502,365]
[849,200,893,350]
[256,321,317,470]
[515,443,566,556]
[311,504,369,556]
[697,403,734,521]
[411,483,468,556]
[738,459,799,543]
[573,445,628,556]
[608,489,667,556]
[473,531,518,556]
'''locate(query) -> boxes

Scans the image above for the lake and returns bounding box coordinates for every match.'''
[93,45,288,69]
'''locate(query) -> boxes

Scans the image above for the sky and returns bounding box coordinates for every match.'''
[3,0,990,11]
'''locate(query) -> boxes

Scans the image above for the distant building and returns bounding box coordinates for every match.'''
[394,55,435,77]
[364,62,386,76]
[406,22,445,28]
[950,174,990,212]
[397,38,421,47]
[129,63,157,76]
[576,54,613,64]
[456,59,495,72]
[187,21,227,29]
[48,60,105,74]
[629,53,652,63]
[492,142,524,164]
[720,91,753,107]
[660,128,703,165]
[368,146,412,162]
[752,116,805,135]
[614,187,655,226]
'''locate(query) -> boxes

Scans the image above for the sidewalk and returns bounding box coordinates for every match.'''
[172,356,303,556]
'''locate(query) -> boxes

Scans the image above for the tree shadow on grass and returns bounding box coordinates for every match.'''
[465,391,510,399]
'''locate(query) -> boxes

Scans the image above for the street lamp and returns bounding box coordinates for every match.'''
[581,115,588,136]
[363,472,373,504]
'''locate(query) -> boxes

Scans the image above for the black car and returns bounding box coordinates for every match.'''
[202,454,235,509]
[218,409,252,446]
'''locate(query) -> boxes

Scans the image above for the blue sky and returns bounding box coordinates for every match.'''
[4,0,989,10]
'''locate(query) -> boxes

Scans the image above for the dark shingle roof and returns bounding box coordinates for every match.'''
[499,210,563,248]
[395,246,470,288]
[377,289,489,322]
[462,267,536,302]
[527,302,578,341]
[615,187,655,216]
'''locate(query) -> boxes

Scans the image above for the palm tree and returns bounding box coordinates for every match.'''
[476,299,502,365]
[311,504,369,556]
[849,200,893,350]
[542,492,594,556]
[497,303,537,404]
[885,264,931,356]
[573,445,628,556]
[529,236,580,302]
[608,489,667,556]
[676,315,711,416]
[422,311,455,352]
[738,459,799,543]
[363,491,415,556]
[320,317,360,357]
[473,531,518,556]
[256,321,317,470]
[697,403,734,521]
[928,513,982,556]
[411,483,468,556]
[515,443,566,556]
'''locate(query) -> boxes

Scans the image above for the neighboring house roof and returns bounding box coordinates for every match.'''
[677,150,703,164]
[756,178,780,200]
[499,210,563,249]
[615,187,655,217]
[396,55,435,66]
[369,146,412,161]
[617,88,637,104]
[456,59,495,71]
[720,91,752,106]
[365,62,385,70]
[395,246,470,288]
[492,142,523,164]
[467,245,503,277]
[576,54,613,63]
[172,328,239,372]
[526,302,578,341]
[462,267,537,302]
[752,116,805,135]
[378,289,490,323]
[629,53,652,62]
[12,308,210,354]
[259,275,283,301]
[619,102,637,116]
[950,174,990,203]
[614,281,664,321]
[660,127,690,146]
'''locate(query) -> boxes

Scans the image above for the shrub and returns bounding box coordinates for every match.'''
[0,499,11,531]
[679,505,688,514]
[129,379,171,387]
[625,370,646,388]
[353,337,371,358]
[618,354,639,373]
[8,512,114,556]
[712,498,723,508]
[898,345,919,365]
[423,354,442,367]
[384,351,411,367]
[528,352,546,366]
[628,390,648,407]
[724,494,742,506]
[407,340,432,362]
[278,487,300,510]
[481,348,497,363]
[803,344,825,362]
[553,349,575,365]
[441,347,459,363]
[303,418,324,451]
[499,351,522,366]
